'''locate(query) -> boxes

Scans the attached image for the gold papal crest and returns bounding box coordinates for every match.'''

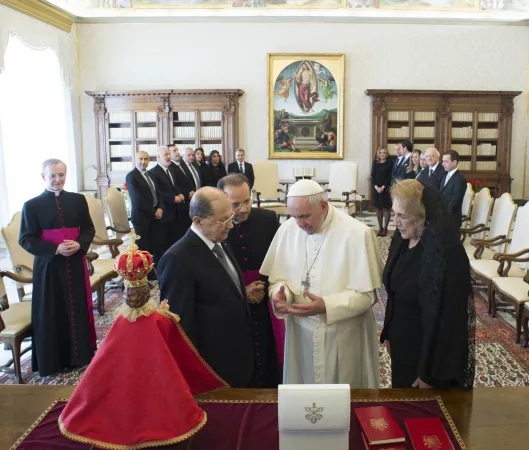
[369,417,389,431]
[423,435,442,449]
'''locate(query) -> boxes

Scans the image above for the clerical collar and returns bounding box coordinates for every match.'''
[45,188,63,197]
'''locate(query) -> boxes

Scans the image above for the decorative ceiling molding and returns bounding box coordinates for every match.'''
[0,0,76,32]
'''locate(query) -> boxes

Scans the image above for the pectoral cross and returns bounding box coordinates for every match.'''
[302,275,310,292]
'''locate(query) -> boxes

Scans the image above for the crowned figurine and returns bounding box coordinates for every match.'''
[59,230,229,449]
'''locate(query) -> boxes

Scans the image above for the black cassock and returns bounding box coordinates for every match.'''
[19,190,96,377]
[226,207,281,388]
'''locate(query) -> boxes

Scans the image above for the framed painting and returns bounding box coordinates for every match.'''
[132,0,230,8]
[268,54,345,160]
[377,0,478,9]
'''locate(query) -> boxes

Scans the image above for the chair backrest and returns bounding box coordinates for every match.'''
[487,193,517,253]
[468,188,493,239]
[327,162,358,201]
[104,187,130,238]
[253,162,281,201]
[84,194,110,247]
[0,212,34,288]
[461,183,474,224]
[508,203,529,270]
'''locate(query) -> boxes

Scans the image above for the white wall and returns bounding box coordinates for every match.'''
[78,22,529,198]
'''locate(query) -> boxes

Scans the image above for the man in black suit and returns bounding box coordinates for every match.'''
[440,150,467,228]
[228,148,255,189]
[157,187,255,388]
[169,146,196,237]
[218,173,280,388]
[149,146,185,251]
[393,140,415,181]
[125,151,164,269]
[417,147,444,189]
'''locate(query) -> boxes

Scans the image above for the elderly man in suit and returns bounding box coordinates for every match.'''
[417,148,444,189]
[157,187,255,388]
[440,150,467,228]
[125,151,164,270]
[228,148,255,189]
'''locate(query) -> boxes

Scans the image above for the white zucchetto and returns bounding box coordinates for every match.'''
[287,179,324,198]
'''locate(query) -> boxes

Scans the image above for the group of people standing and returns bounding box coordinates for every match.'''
[125,146,255,273]
[19,152,475,395]
[371,140,468,234]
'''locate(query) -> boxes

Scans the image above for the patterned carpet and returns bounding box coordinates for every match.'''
[2,235,529,387]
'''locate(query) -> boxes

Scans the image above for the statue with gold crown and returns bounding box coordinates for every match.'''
[59,230,229,449]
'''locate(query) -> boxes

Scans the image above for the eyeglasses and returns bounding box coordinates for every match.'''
[202,213,235,227]
[231,199,252,211]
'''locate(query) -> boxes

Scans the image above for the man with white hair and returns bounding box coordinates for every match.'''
[260,180,383,388]
[417,147,444,189]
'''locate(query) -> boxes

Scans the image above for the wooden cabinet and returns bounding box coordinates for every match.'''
[365,90,521,197]
[86,89,243,198]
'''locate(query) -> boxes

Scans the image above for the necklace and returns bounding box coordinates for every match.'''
[302,230,329,293]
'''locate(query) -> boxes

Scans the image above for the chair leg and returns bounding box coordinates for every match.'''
[523,317,529,348]
[486,282,493,314]
[98,283,106,316]
[490,287,497,317]
[11,338,24,384]
[515,303,524,344]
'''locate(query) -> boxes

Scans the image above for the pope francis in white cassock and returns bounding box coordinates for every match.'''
[260,179,383,388]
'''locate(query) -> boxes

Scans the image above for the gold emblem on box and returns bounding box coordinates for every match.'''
[370,417,389,431]
[423,435,442,449]
[304,402,324,424]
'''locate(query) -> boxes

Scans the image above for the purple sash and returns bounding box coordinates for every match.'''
[40,228,96,348]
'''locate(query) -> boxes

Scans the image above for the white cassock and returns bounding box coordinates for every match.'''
[260,205,383,388]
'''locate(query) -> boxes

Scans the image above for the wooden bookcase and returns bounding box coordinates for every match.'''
[365,90,521,197]
[86,89,243,198]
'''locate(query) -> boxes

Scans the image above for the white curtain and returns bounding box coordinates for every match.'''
[0,6,78,227]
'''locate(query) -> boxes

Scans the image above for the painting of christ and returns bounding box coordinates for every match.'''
[268,54,344,160]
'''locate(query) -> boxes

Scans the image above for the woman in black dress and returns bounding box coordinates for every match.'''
[207,150,228,187]
[381,180,475,390]
[371,147,393,236]
[194,147,211,187]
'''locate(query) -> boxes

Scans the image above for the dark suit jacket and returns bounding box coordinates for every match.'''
[416,164,444,190]
[148,164,180,223]
[169,162,193,209]
[228,161,255,189]
[125,168,159,228]
[440,169,467,227]
[157,229,255,387]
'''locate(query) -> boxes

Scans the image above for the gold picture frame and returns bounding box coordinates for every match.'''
[265,0,346,8]
[377,0,479,10]
[131,0,230,8]
[268,53,345,160]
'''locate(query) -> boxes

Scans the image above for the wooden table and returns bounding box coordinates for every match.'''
[2,386,529,449]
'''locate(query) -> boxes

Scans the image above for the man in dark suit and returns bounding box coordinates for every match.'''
[149,146,185,251]
[417,147,444,189]
[169,147,196,237]
[394,140,415,181]
[157,187,255,388]
[228,148,255,189]
[125,151,164,270]
[218,173,280,388]
[440,150,467,228]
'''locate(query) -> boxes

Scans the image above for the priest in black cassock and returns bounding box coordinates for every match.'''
[19,159,96,377]
[218,173,281,387]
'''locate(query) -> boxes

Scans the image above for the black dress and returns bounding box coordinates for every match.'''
[386,242,424,388]
[371,160,393,209]
[207,163,227,187]
[381,185,476,391]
